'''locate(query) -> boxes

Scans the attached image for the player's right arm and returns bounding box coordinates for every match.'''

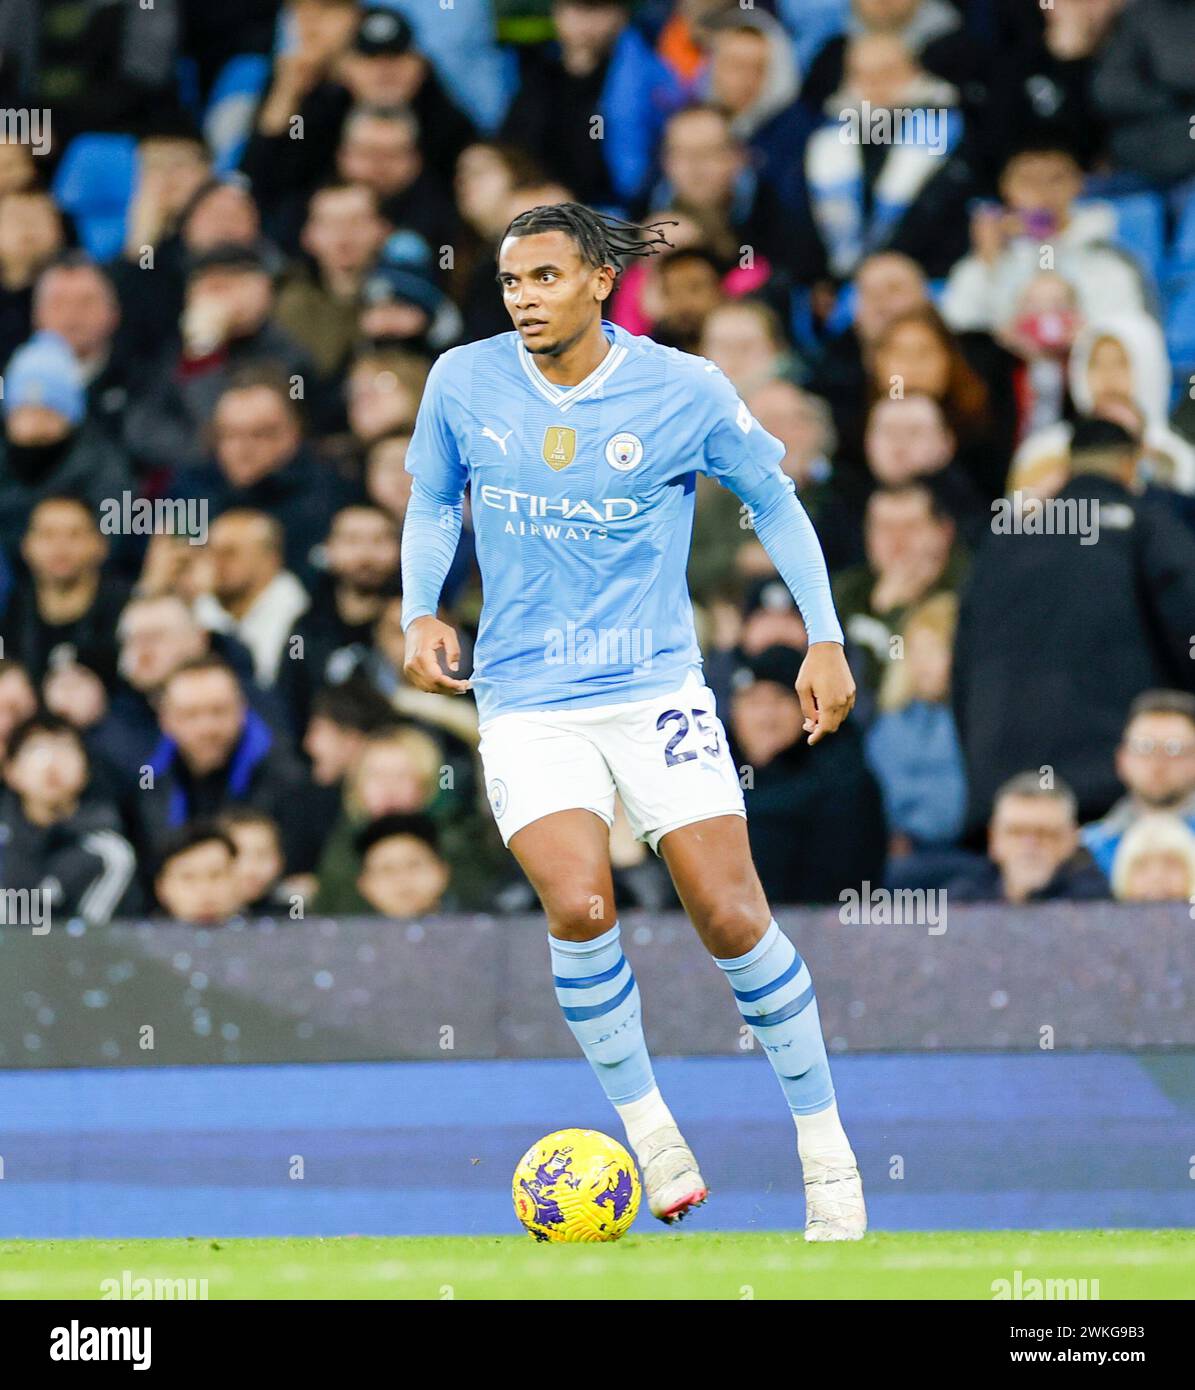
[400,356,472,696]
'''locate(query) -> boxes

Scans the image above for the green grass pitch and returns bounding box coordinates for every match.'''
[1,1231,1190,1300]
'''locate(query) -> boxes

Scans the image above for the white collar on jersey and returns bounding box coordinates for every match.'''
[516,321,628,412]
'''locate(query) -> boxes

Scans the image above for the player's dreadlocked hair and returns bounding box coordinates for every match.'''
[501,202,676,279]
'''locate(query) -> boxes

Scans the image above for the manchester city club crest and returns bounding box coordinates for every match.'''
[542,425,576,471]
[488,779,509,818]
[604,432,644,472]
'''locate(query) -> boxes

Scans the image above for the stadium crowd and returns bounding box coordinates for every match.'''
[2,0,1195,926]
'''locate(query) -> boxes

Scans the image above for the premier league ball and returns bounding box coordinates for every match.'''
[512,1129,641,1242]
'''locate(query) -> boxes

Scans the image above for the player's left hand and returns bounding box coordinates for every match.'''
[796,642,856,746]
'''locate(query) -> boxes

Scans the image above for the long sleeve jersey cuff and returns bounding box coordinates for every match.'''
[400,483,463,630]
[747,477,845,647]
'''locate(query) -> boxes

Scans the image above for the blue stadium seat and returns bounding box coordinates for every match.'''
[1169,182,1195,275]
[1163,272,1195,381]
[51,134,138,263]
[1084,191,1167,293]
[204,54,271,174]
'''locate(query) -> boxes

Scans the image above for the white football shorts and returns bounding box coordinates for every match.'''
[478,672,746,853]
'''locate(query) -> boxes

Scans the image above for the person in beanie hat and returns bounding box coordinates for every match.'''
[727,643,887,904]
[0,331,132,555]
[358,229,462,354]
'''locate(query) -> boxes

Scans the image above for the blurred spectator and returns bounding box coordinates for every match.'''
[131,240,329,473]
[0,658,37,760]
[219,807,291,914]
[244,4,473,250]
[345,348,428,453]
[986,0,1122,173]
[279,504,399,734]
[355,811,451,918]
[192,510,311,687]
[122,124,212,263]
[700,12,811,213]
[152,821,243,926]
[111,173,263,368]
[1081,691,1195,878]
[1110,813,1195,903]
[699,297,797,394]
[274,182,392,377]
[0,189,67,369]
[0,331,132,558]
[863,394,987,546]
[948,773,1107,902]
[993,271,1082,446]
[0,713,140,925]
[139,656,318,874]
[32,255,143,454]
[304,679,398,789]
[797,31,973,283]
[801,0,984,118]
[868,304,1012,499]
[90,592,258,786]
[651,247,726,352]
[941,141,1149,334]
[170,368,357,586]
[864,591,966,859]
[451,142,547,342]
[1010,315,1195,497]
[728,643,887,903]
[833,482,962,695]
[1092,0,1195,185]
[502,0,681,211]
[954,418,1195,832]
[358,231,463,356]
[314,723,442,912]
[650,104,789,272]
[2,496,129,688]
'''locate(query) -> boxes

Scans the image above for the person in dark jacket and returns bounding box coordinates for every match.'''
[953,417,1195,833]
[0,713,141,925]
[126,240,335,475]
[135,655,320,877]
[501,0,682,213]
[168,367,359,589]
[277,504,400,738]
[947,772,1109,902]
[1092,0,1195,186]
[0,331,133,560]
[241,6,474,253]
[727,644,887,904]
[1,497,130,690]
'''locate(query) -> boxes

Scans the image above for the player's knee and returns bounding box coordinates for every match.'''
[545,886,617,941]
[696,900,769,959]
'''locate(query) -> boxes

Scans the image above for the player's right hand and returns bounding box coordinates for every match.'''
[402,615,472,695]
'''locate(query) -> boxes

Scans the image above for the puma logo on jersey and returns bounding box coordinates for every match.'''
[481,426,513,454]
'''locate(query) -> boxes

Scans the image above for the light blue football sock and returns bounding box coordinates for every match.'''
[550,923,656,1106]
[714,920,835,1115]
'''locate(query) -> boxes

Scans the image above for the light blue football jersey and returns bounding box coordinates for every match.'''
[404,321,802,723]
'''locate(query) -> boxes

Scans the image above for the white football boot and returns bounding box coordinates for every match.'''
[802,1155,867,1241]
[636,1125,709,1224]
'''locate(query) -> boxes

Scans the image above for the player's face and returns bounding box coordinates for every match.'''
[497,230,612,356]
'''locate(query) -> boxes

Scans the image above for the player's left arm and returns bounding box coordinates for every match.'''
[696,372,855,744]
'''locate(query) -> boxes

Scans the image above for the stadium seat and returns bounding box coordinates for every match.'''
[1169,182,1195,276]
[1083,191,1167,294]
[1163,272,1195,384]
[204,54,271,174]
[50,133,137,262]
